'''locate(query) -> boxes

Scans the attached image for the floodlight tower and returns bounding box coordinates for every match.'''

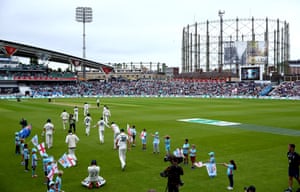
[218,10,225,72]
[76,7,93,78]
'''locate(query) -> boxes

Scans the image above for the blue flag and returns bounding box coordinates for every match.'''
[19,124,32,138]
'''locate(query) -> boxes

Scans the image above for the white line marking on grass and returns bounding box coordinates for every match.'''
[178,118,240,126]
[177,118,300,136]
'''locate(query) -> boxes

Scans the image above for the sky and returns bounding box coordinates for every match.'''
[0,0,299,69]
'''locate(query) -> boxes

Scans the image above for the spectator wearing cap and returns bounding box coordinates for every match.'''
[152,132,160,154]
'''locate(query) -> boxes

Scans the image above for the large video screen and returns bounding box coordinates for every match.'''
[241,67,260,80]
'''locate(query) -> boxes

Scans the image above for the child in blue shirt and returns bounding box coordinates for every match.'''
[15,132,20,155]
[152,132,160,154]
[164,135,171,155]
[55,170,63,192]
[223,160,237,190]
[182,139,190,165]
[23,143,30,171]
[20,139,25,165]
[31,148,38,177]
[48,181,56,192]
[189,144,197,169]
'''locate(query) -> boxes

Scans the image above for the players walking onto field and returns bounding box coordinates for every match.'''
[102,105,111,124]
[43,119,54,149]
[152,132,160,154]
[189,144,197,169]
[94,117,109,144]
[140,128,147,150]
[110,122,120,149]
[69,113,76,133]
[74,106,79,122]
[84,113,92,136]
[223,160,237,190]
[60,109,69,130]
[116,128,130,171]
[31,148,38,177]
[285,144,300,192]
[83,102,89,117]
[182,139,190,165]
[65,130,80,161]
[23,143,30,172]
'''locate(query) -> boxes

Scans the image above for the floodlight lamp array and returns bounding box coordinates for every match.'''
[76,7,93,23]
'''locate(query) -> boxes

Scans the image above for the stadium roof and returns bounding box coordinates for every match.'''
[0,39,114,73]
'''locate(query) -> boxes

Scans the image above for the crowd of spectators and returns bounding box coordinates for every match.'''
[29,79,271,97]
[1,78,300,98]
[269,81,300,97]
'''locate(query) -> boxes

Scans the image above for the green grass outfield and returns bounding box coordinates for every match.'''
[0,97,299,192]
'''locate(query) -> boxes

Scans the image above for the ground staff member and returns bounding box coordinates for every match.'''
[285,144,300,192]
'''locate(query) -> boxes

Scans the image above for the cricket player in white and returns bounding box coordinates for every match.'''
[83,102,89,117]
[102,105,111,124]
[43,119,54,149]
[84,113,92,136]
[65,130,79,161]
[60,109,69,130]
[94,117,109,144]
[81,160,106,188]
[115,129,130,171]
[74,106,79,122]
[110,122,120,149]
